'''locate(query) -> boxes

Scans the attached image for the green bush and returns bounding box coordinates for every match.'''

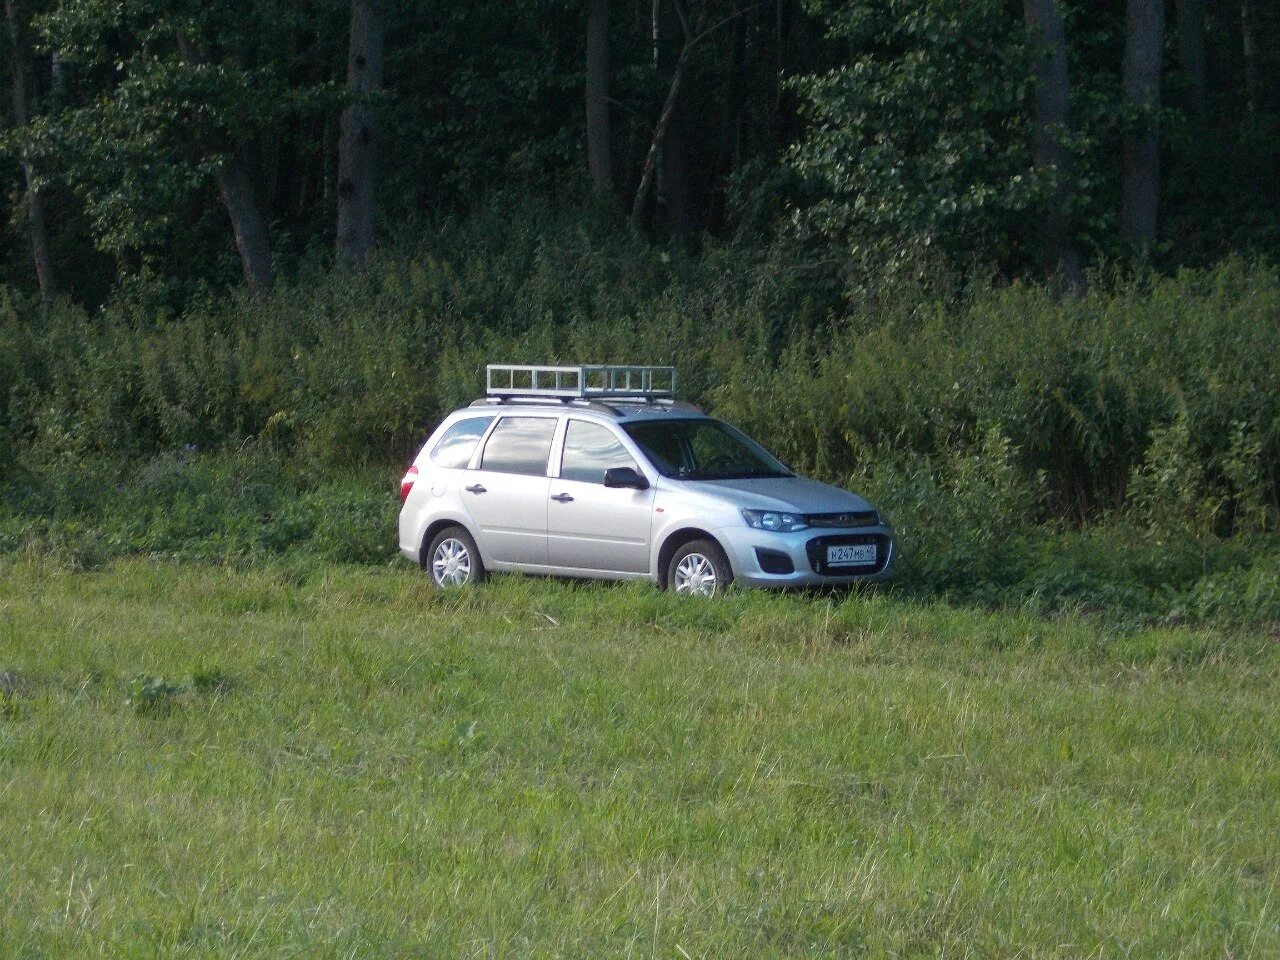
[712,262,1280,523]
[4,204,1278,522]
[0,452,396,568]
[2,202,1278,626]
[838,425,1046,592]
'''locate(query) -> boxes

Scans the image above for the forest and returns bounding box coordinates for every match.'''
[1,0,1279,622]
[0,0,1276,297]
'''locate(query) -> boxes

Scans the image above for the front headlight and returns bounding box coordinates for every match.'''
[742,509,808,532]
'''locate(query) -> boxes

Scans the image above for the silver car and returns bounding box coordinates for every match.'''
[398,364,894,596]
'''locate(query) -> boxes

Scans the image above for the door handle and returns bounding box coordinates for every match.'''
[464,483,487,494]
[550,492,574,503]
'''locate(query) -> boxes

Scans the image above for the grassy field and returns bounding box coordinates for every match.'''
[0,559,1277,958]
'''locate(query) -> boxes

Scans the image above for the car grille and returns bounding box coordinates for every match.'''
[805,533,891,576]
[805,510,879,529]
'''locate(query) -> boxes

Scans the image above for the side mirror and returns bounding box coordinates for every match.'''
[603,466,650,490]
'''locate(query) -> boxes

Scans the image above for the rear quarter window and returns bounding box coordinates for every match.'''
[429,416,494,469]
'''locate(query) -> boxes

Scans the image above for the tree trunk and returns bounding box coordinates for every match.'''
[656,0,691,240]
[586,0,614,195]
[5,0,56,307]
[176,32,275,293]
[705,4,748,234]
[217,155,275,295]
[272,121,298,220]
[1024,0,1084,293]
[661,109,692,239]
[1120,0,1164,251]
[774,0,793,112]
[1174,0,1209,134]
[336,0,385,266]
[631,43,692,232]
[632,3,745,236]
[50,50,67,104]
[1240,0,1258,115]
[322,114,337,205]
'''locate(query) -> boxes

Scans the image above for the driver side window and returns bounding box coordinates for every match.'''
[560,420,639,483]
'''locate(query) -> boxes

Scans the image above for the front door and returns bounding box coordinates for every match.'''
[547,419,653,573]
[461,414,559,565]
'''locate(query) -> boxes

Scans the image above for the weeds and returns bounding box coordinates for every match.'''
[191,668,234,697]
[124,673,184,716]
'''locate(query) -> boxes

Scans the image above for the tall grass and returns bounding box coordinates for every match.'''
[1,558,1277,957]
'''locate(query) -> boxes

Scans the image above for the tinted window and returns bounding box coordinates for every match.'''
[622,419,791,480]
[480,416,557,476]
[560,420,639,483]
[430,416,494,469]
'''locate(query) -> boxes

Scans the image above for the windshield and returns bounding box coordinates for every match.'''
[622,419,792,481]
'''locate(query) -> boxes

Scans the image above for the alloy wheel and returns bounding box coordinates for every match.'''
[673,552,718,596]
[431,537,473,587]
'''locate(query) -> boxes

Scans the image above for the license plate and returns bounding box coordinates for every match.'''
[827,544,876,567]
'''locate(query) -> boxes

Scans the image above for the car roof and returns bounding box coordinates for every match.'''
[458,397,710,424]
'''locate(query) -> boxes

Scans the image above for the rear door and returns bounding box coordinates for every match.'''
[461,414,559,565]
[547,418,654,573]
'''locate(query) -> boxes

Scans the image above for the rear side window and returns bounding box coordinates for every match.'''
[430,417,493,469]
[480,416,558,476]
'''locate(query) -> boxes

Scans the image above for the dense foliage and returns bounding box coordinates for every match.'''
[0,0,1276,296]
[789,0,1038,272]
[5,201,1277,508]
[2,200,1278,624]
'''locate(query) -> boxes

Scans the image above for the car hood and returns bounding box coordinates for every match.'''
[690,476,874,514]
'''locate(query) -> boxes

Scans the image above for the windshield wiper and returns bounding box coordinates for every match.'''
[679,469,792,481]
[720,469,792,479]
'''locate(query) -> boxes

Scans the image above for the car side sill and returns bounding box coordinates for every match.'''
[486,561,656,583]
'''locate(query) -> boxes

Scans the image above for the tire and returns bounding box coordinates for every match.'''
[668,539,734,597]
[425,526,486,589]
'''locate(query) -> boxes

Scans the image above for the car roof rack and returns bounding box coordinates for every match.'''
[467,395,705,416]
[485,363,677,401]
[470,364,703,416]
[468,396,628,415]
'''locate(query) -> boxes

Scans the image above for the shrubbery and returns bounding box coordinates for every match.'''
[2,201,1277,625]
[0,452,396,569]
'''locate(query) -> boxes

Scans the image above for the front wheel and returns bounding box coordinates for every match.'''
[668,539,734,597]
[425,526,486,589]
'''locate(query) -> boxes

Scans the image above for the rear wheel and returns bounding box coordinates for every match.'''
[668,539,734,597]
[426,526,485,589]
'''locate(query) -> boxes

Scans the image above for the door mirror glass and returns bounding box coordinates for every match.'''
[603,466,649,490]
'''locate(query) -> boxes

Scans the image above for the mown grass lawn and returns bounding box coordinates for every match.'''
[0,559,1276,958]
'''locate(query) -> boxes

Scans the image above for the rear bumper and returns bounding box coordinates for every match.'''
[398,508,424,564]
[714,523,896,589]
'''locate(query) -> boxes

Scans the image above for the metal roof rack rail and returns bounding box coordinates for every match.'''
[469,395,625,416]
[485,364,677,401]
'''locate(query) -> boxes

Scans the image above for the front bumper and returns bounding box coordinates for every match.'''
[714,523,896,589]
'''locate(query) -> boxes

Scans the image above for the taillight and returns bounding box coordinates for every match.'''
[400,464,419,503]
